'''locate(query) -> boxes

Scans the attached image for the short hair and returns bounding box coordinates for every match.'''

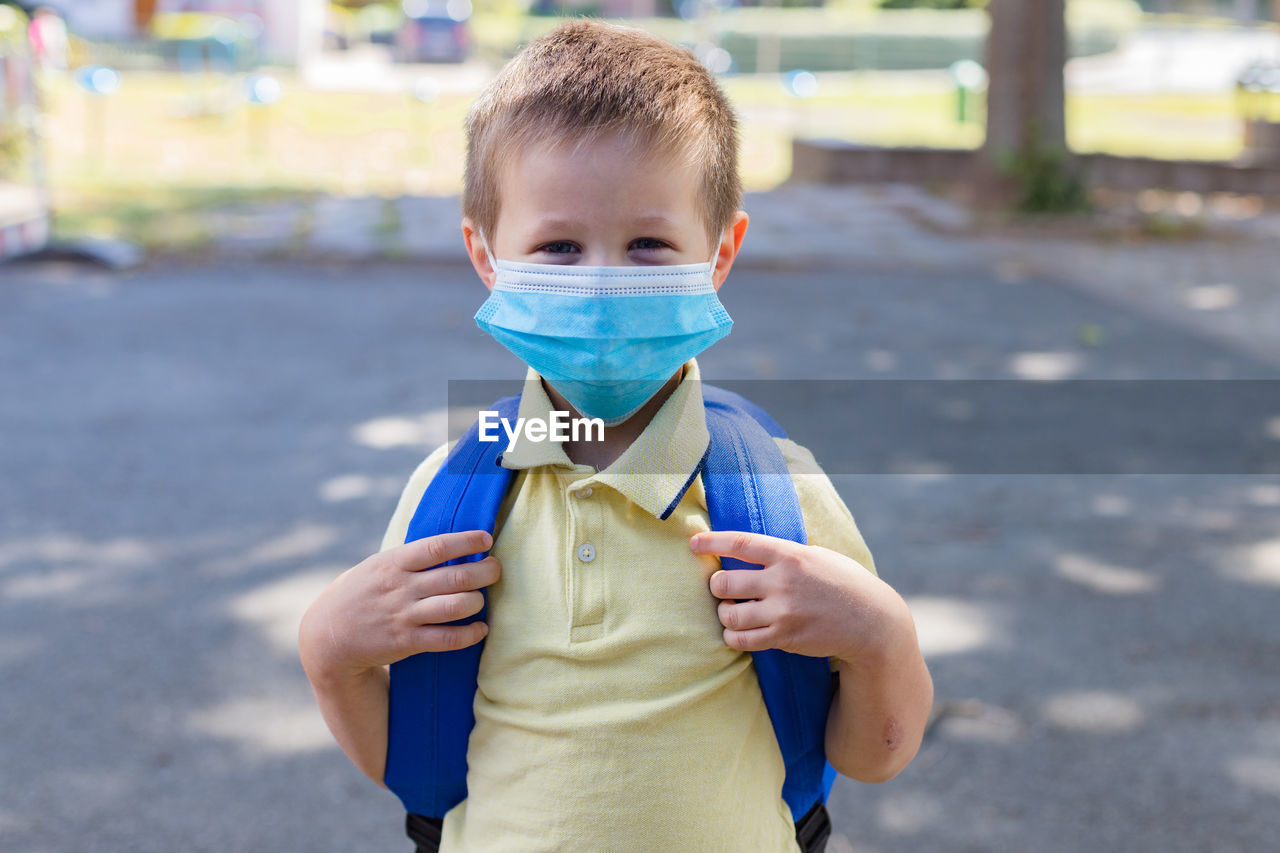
[462,18,742,251]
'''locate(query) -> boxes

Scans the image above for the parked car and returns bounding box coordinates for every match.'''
[395,0,471,63]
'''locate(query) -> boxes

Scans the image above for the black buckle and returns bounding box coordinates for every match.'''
[795,800,833,853]
[405,813,443,852]
[407,804,830,852]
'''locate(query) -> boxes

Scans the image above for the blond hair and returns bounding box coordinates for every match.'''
[462,18,741,251]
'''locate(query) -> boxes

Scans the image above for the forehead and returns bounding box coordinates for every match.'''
[496,130,703,232]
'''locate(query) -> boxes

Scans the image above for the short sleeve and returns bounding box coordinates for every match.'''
[775,437,876,578]
[378,441,454,553]
[775,438,876,672]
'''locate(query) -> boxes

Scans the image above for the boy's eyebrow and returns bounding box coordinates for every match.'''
[532,214,679,231]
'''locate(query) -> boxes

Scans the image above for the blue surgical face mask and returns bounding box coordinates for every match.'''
[473,231,732,426]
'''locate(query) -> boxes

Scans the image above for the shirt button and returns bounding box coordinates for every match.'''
[574,486,593,499]
[577,543,596,563]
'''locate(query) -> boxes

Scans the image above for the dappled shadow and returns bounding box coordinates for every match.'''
[821,473,1280,852]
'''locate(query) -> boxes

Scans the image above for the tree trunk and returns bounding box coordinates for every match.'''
[980,0,1080,210]
[983,0,1066,158]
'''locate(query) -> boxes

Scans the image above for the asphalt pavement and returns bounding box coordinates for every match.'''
[2,248,1279,852]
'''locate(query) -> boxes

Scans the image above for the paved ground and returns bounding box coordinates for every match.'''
[3,191,1280,851]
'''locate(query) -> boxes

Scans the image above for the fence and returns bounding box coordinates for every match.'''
[712,26,1125,74]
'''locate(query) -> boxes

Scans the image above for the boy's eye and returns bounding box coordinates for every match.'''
[536,239,670,256]
[630,238,670,252]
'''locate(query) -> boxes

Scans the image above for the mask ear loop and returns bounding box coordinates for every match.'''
[707,239,721,280]
[478,229,500,267]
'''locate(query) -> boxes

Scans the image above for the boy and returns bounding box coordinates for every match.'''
[299,18,933,852]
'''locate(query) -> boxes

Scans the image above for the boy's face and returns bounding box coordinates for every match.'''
[463,131,748,290]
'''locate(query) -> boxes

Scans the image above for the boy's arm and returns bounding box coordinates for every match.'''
[301,651,392,786]
[790,441,933,782]
[691,439,932,783]
[299,441,492,785]
[299,533,498,784]
[692,533,932,782]
[824,591,933,783]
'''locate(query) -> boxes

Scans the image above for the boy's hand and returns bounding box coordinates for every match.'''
[693,531,933,784]
[299,530,500,683]
[691,531,908,667]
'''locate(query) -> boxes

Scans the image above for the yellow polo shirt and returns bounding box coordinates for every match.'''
[380,360,875,852]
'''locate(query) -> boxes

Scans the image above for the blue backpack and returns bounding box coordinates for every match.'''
[385,384,837,827]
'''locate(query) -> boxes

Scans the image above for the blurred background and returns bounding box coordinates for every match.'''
[3,2,1280,852]
[1,0,1279,253]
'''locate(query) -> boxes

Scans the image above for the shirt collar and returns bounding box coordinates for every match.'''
[499,360,710,520]
[497,368,578,471]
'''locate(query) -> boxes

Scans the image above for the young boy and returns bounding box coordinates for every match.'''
[299,18,933,852]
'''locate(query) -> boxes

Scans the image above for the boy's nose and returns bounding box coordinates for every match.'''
[577,243,636,266]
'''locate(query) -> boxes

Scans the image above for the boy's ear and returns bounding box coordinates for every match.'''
[710,210,749,291]
[461,217,496,291]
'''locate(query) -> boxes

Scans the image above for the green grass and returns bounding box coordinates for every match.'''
[50,183,319,252]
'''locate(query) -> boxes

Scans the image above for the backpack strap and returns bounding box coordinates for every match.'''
[384,394,520,817]
[386,387,838,823]
[701,384,838,821]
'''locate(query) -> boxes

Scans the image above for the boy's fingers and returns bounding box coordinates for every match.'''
[415,556,501,597]
[716,599,770,632]
[690,531,795,565]
[400,530,493,571]
[708,568,768,601]
[722,626,773,653]
[409,621,489,655]
[410,590,485,625]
